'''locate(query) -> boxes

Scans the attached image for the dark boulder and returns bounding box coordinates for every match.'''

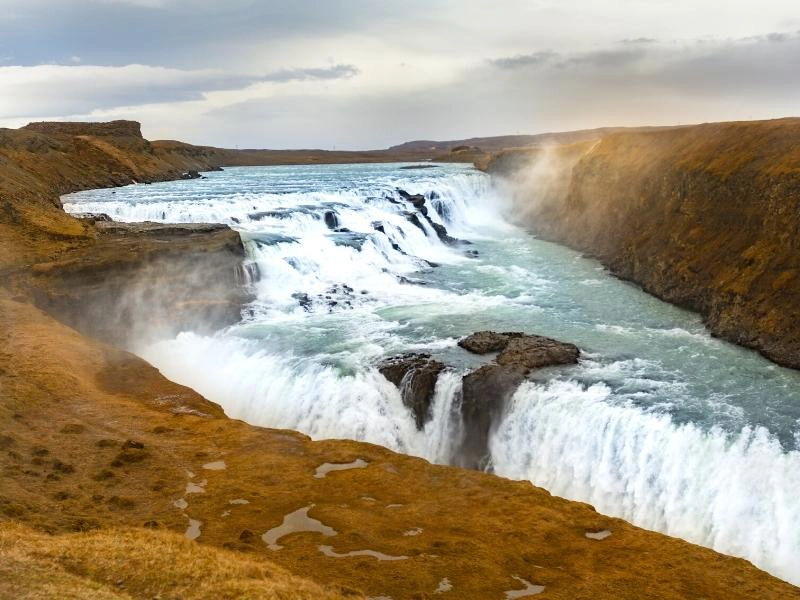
[429,220,457,245]
[458,331,522,354]
[403,212,427,234]
[455,331,580,469]
[458,363,527,470]
[180,170,201,180]
[379,353,446,429]
[397,189,428,215]
[323,210,340,230]
[496,335,579,370]
[291,292,312,311]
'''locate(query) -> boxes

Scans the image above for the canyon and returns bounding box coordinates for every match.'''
[1,119,799,599]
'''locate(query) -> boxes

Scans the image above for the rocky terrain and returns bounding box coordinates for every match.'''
[482,118,800,369]
[380,333,579,469]
[1,120,798,598]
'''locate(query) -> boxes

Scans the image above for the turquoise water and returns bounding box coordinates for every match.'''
[64,163,800,583]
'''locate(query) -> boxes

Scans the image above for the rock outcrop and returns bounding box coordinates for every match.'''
[17,221,253,346]
[457,332,579,468]
[378,353,447,429]
[482,118,800,369]
[380,332,579,468]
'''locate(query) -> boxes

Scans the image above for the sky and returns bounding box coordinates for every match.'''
[0,0,799,149]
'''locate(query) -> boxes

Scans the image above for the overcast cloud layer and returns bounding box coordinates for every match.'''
[1,0,798,148]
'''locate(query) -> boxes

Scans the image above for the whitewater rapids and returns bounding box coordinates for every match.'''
[64,163,800,584]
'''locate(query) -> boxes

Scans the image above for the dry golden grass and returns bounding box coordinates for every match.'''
[0,521,354,600]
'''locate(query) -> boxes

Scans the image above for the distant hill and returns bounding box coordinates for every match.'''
[388,126,673,152]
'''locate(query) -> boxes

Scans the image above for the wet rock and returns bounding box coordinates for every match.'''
[429,220,457,245]
[403,212,427,234]
[457,364,527,469]
[456,331,580,469]
[72,212,113,224]
[323,210,340,229]
[496,335,579,370]
[379,353,447,429]
[458,331,521,354]
[292,292,313,312]
[397,189,428,214]
[180,170,201,180]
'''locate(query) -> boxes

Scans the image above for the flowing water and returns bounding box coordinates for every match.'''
[63,163,800,584]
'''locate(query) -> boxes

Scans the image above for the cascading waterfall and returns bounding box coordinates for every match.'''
[63,163,800,584]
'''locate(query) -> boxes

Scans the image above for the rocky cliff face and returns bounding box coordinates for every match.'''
[0,120,254,346]
[484,118,800,369]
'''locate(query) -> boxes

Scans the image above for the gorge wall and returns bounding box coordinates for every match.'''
[483,118,800,369]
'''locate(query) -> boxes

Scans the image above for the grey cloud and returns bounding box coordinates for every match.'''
[557,48,647,68]
[0,63,359,119]
[262,64,360,83]
[619,37,658,45]
[0,0,429,68]
[490,51,558,69]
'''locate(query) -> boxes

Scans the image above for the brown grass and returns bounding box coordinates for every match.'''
[0,522,353,599]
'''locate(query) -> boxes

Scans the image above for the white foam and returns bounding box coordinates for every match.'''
[491,380,800,584]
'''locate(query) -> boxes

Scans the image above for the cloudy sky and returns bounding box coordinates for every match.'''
[1,0,798,148]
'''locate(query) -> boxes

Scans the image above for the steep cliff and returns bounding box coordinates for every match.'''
[485,118,800,368]
[0,121,254,345]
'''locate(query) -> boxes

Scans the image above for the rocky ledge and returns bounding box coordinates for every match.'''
[380,331,579,469]
[9,219,254,347]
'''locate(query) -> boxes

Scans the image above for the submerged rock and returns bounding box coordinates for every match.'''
[379,353,446,429]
